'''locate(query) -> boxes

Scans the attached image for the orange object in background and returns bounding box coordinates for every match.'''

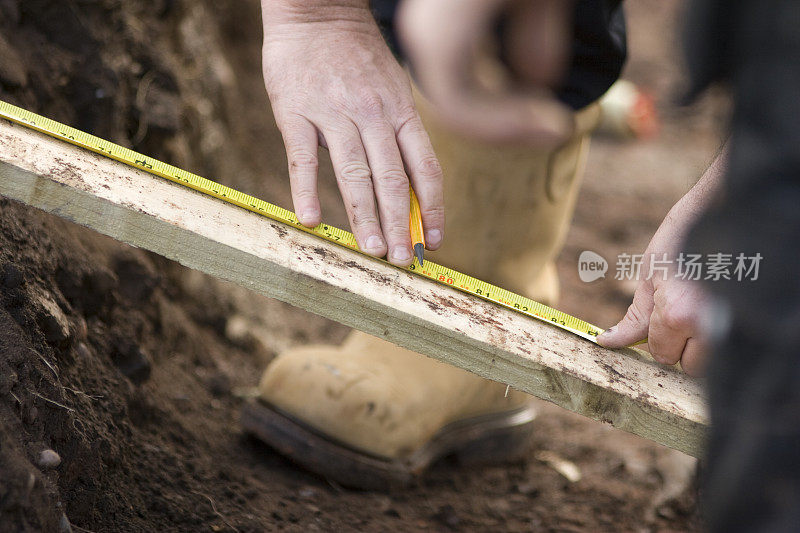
[596,79,660,140]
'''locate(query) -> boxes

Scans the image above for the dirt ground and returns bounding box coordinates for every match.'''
[0,1,727,531]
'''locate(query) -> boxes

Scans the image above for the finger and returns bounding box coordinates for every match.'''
[322,122,387,258]
[648,283,700,365]
[596,284,655,348]
[679,337,708,377]
[279,116,321,227]
[358,112,413,266]
[647,308,689,366]
[395,113,445,250]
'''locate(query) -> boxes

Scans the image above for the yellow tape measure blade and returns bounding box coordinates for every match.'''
[0,99,604,344]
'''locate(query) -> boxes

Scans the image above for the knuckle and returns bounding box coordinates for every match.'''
[293,188,317,200]
[661,307,691,331]
[350,210,379,230]
[423,203,445,221]
[358,91,385,119]
[414,155,443,180]
[384,222,411,239]
[338,162,372,186]
[394,103,421,129]
[288,149,318,173]
[375,169,409,190]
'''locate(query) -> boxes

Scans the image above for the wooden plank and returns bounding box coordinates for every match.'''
[0,118,708,456]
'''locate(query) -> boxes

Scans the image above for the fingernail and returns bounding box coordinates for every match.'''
[300,210,318,225]
[426,229,442,248]
[391,246,411,262]
[365,235,384,252]
[598,327,614,339]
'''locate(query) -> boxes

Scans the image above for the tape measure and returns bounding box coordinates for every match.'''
[0,99,604,343]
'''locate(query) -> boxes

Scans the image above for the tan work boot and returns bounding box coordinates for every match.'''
[243,98,600,489]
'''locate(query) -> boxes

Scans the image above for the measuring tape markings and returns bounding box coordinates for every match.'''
[0,100,603,343]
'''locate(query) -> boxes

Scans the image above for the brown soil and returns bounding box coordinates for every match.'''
[0,1,726,531]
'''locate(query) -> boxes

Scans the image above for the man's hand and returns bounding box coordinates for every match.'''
[398,0,575,146]
[597,250,711,377]
[261,0,444,266]
[597,148,728,376]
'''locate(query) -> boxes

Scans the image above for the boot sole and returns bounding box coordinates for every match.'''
[241,399,536,490]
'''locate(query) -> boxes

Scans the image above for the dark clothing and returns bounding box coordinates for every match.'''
[684,1,800,531]
[370,0,627,110]
[557,0,627,109]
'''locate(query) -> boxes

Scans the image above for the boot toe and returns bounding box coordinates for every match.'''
[257,345,431,458]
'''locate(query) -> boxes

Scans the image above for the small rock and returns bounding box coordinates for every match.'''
[536,450,582,483]
[35,294,71,345]
[74,342,92,360]
[224,315,257,349]
[514,480,540,496]
[376,495,393,513]
[39,449,61,469]
[298,486,317,500]
[1,263,24,289]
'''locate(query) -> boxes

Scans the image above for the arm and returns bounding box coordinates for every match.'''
[397,0,575,146]
[261,0,444,266]
[597,145,728,376]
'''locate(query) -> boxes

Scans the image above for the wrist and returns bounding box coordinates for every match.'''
[659,144,728,245]
[262,0,373,27]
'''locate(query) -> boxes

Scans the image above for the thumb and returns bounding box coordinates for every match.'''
[597,292,654,349]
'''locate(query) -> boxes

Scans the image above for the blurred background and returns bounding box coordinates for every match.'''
[0,0,728,531]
